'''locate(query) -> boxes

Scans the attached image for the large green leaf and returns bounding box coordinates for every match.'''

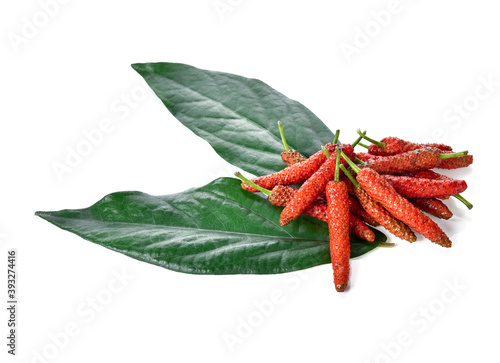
[36,178,385,275]
[132,62,335,176]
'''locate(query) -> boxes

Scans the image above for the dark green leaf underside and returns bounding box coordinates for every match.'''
[36,178,385,275]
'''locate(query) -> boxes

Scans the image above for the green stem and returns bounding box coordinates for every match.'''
[358,142,369,149]
[356,129,385,148]
[277,121,289,151]
[351,130,366,148]
[439,151,469,159]
[322,146,330,159]
[339,150,360,173]
[378,242,396,248]
[452,194,473,210]
[333,129,340,145]
[339,165,359,187]
[234,172,272,197]
[334,148,341,183]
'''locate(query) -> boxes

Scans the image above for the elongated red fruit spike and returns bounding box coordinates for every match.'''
[350,213,376,242]
[246,182,375,242]
[341,165,416,242]
[235,172,327,216]
[336,140,373,242]
[356,185,417,242]
[299,202,376,243]
[343,167,380,227]
[356,130,453,156]
[409,198,453,220]
[361,147,468,174]
[356,168,452,247]
[326,180,350,292]
[383,175,467,199]
[281,149,307,166]
[369,140,453,156]
[355,152,383,163]
[436,151,473,169]
[304,201,375,242]
[278,121,307,166]
[406,170,449,180]
[407,170,473,209]
[362,147,440,173]
[348,194,380,227]
[316,172,354,200]
[241,143,338,192]
[279,144,354,226]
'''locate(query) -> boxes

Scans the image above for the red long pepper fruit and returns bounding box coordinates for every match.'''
[267,185,296,207]
[383,174,467,199]
[279,145,354,226]
[436,151,473,169]
[317,173,355,200]
[349,213,376,242]
[277,121,307,167]
[406,170,449,180]
[367,136,453,156]
[357,168,452,247]
[241,143,337,192]
[326,180,350,292]
[268,185,375,242]
[405,170,467,201]
[348,194,380,227]
[355,152,383,163]
[281,149,307,166]
[305,203,376,243]
[409,198,453,220]
[354,184,417,242]
[362,147,442,174]
[268,185,328,218]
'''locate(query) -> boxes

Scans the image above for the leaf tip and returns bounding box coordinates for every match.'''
[131,63,144,72]
[35,211,50,220]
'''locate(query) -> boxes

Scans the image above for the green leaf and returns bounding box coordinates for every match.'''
[36,178,385,275]
[132,62,335,177]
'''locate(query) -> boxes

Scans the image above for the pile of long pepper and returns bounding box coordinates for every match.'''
[235,124,473,292]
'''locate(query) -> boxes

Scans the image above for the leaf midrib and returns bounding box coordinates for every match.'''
[150,71,284,147]
[36,212,329,244]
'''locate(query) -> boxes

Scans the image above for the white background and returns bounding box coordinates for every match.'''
[1,0,499,362]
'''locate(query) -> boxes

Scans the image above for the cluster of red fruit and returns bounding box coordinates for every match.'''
[235,123,473,292]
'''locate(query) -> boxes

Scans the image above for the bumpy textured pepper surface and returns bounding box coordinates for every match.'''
[383,175,467,199]
[354,184,417,242]
[357,167,452,247]
[406,170,449,180]
[368,137,453,156]
[279,145,354,226]
[409,198,453,220]
[362,147,442,174]
[355,152,383,163]
[436,151,473,169]
[281,149,307,166]
[326,181,350,292]
[267,185,296,207]
[241,143,337,192]
[305,203,375,243]
[269,186,375,242]
[405,171,456,198]
[348,194,380,227]
[349,213,376,242]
